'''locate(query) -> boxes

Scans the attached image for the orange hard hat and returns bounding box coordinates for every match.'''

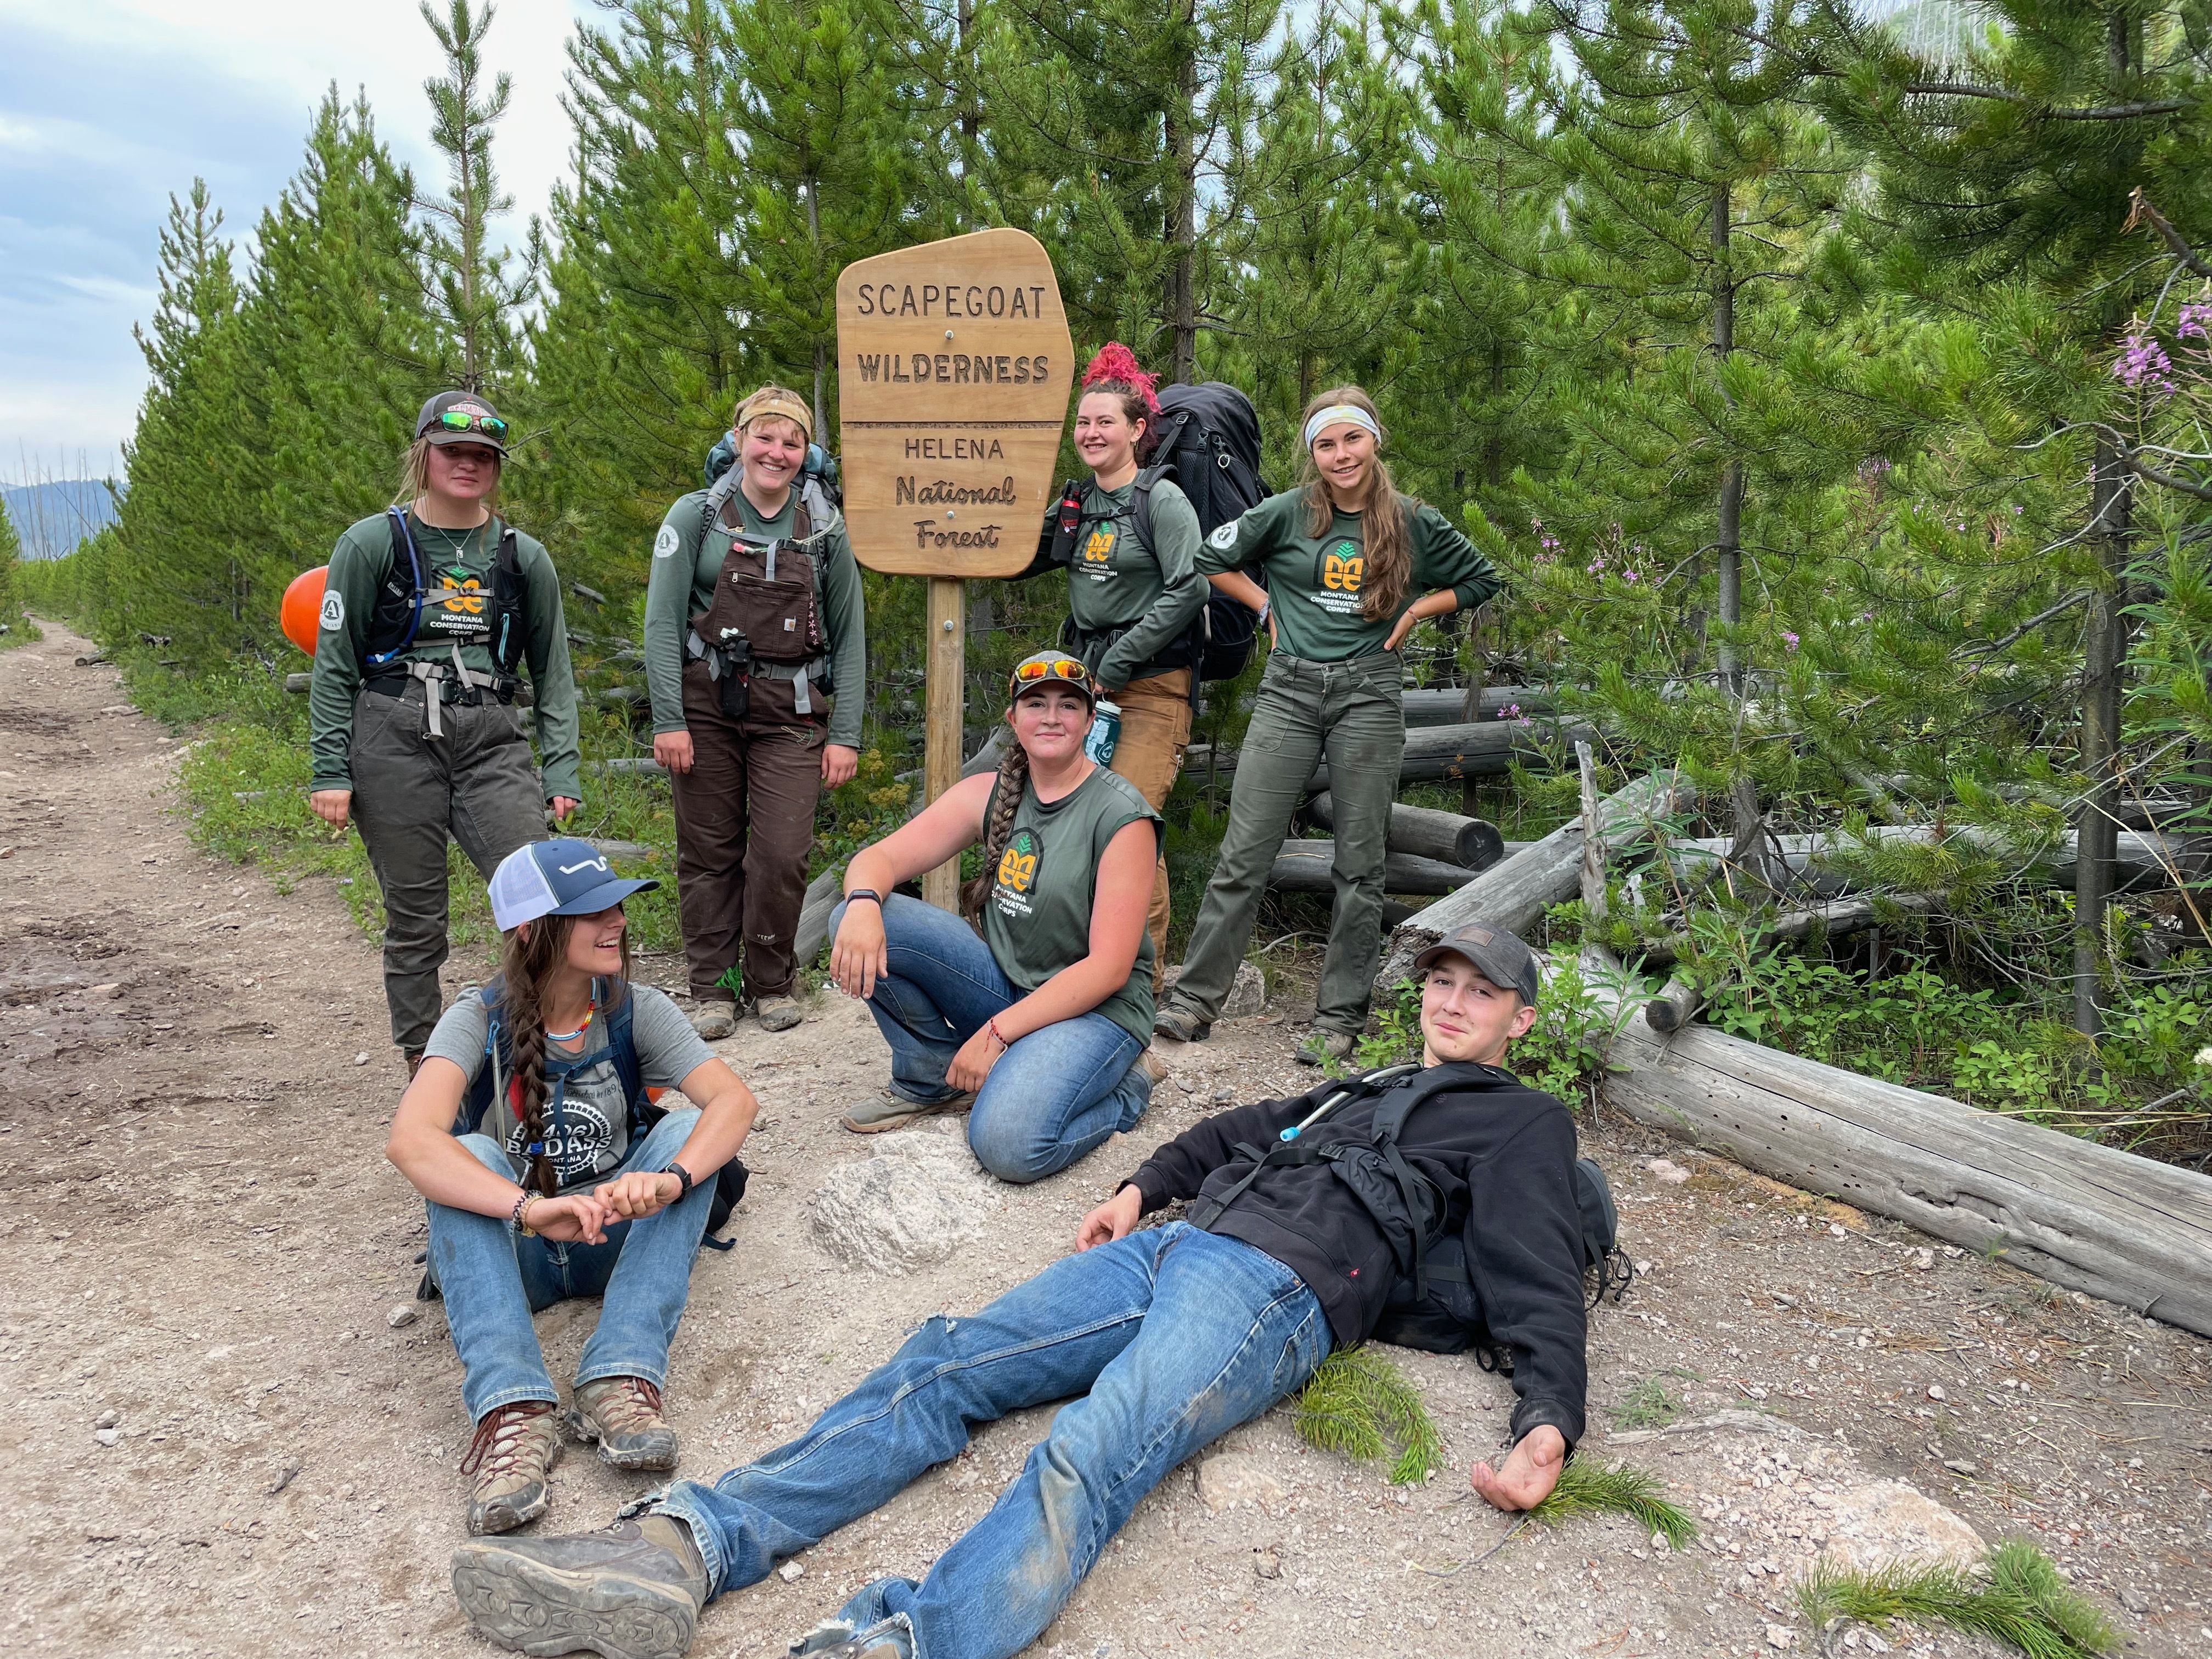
[281,566,329,656]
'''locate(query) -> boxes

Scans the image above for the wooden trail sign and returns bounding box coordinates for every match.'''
[836,227,1074,578]
[836,229,1075,907]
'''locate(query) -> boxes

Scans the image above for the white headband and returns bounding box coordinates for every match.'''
[1303,403,1382,449]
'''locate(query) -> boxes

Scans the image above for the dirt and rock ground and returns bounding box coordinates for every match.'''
[3,619,2208,1659]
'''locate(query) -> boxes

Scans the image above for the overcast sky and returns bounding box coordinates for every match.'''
[0,0,594,484]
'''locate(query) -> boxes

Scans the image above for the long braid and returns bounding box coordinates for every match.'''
[496,915,572,1197]
[961,733,1032,921]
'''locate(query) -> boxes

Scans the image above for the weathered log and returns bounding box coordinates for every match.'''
[587,839,655,864]
[1657,827,2195,896]
[1644,974,1706,1035]
[1376,770,1695,992]
[1604,1009,2212,1339]
[1268,839,1479,897]
[1401,685,1554,727]
[1308,719,1593,797]
[794,868,844,967]
[1307,793,1504,872]
[1635,893,1936,969]
[588,757,667,776]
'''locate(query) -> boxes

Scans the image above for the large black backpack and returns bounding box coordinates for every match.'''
[1189,1063,1632,1368]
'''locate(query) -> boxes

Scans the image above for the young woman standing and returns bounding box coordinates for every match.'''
[1043,345,1207,984]
[308,391,583,1071]
[387,838,757,1534]
[827,652,1159,1183]
[1155,387,1503,1065]
[644,387,866,1039]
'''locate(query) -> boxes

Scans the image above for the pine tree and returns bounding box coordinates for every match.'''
[1809,0,2212,1032]
[415,0,540,397]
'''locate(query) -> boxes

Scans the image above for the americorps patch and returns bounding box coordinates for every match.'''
[318,590,345,631]
[1207,521,1239,550]
[653,525,680,560]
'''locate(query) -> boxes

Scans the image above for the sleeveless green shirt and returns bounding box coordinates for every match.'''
[982,764,1161,1043]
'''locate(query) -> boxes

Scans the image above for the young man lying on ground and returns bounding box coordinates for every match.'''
[450,921,1588,1659]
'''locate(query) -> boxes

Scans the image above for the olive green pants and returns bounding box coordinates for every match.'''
[349,684,548,1052]
[1166,652,1404,1034]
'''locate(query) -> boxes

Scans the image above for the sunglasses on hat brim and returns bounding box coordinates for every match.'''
[1009,658,1092,693]
[428,410,509,441]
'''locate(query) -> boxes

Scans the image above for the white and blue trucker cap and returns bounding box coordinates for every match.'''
[488,838,659,932]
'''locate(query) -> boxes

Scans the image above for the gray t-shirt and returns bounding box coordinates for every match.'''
[425,983,714,1193]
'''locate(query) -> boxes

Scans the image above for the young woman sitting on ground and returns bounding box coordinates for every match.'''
[827,651,1159,1182]
[386,838,758,1535]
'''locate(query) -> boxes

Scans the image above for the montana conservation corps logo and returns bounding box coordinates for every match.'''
[992,827,1042,918]
[437,569,487,614]
[1081,524,1116,565]
[1322,540,1363,592]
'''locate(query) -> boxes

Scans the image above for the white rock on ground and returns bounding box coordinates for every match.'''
[1819,1480,1985,1573]
[808,1130,1000,1276]
[1161,960,1267,1020]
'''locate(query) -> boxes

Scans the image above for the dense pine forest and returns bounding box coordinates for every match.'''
[18,0,2212,1162]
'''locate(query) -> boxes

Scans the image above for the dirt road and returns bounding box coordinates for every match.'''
[2,620,2206,1658]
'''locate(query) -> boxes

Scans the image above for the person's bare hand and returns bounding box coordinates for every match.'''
[1470,1425,1567,1511]
[1383,611,1419,652]
[527,1193,612,1245]
[830,902,889,999]
[821,744,859,787]
[549,796,580,822]
[594,1169,681,1220]
[1076,1185,1143,1251]
[310,788,351,830]
[945,1024,1005,1094]
[654,731,695,775]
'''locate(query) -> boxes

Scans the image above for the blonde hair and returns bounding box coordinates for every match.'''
[736,383,813,446]
[1297,386,1409,622]
[397,436,502,511]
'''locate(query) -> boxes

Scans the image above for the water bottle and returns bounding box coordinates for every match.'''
[1085,698,1122,766]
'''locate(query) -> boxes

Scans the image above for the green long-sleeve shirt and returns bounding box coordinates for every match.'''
[643,484,867,750]
[1197,489,1503,662]
[1064,476,1207,690]
[308,510,582,800]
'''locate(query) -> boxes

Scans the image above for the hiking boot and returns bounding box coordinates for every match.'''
[462,1400,563,1536]
[451,1512,708,1659]
[687,1002,737,1041]
[566,1377,678,1471]
[1153,1005,1211,1044]
[755,995,804,1033]
[406,1049,425,1080]
[840,1085,975,1135]
[1294,1028,1356,1067]
[1137,1048,1169,1085]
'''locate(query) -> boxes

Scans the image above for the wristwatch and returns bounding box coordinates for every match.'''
[846,888,883,907]
[664,1161,695,1198]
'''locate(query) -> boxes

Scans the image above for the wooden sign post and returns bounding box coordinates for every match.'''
[837,228,1074,908]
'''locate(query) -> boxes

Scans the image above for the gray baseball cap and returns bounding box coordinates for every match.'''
[1410,921,1541,1004]
[415,390,510,454]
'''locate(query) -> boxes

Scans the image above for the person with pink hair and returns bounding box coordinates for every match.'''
[1028,343,1207,984]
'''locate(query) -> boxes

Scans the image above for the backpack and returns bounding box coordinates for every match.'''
[363,508,529,691]
[416,978,749,1297]
[1038,382,1273,689]
[1188,1063,1631,1368]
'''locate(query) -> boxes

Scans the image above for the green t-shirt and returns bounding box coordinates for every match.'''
[982,764,1161,1044]
[642,482,867,749]
[307,510,582,800]
[1065,476,1207,690]
[1195,489,1504,663]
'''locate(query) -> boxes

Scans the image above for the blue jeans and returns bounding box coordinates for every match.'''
[653,1224,1330,1659]
[836,895,1151,1183]
[428,1108,715,1423]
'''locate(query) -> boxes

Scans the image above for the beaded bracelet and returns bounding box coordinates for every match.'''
[510,1190,539,1236]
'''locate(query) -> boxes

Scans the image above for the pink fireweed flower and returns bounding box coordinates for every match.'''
[1783,631,1800,651]
[2116,330,2176,394]
[2179,301,2212,342]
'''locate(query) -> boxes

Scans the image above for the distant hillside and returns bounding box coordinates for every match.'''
[2,479,121,560]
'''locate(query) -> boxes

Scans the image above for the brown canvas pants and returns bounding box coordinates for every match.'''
[671,659,824,1003]
[1107,668,1193,989]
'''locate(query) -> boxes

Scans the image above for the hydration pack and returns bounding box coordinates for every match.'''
[684,464,840,720]
[1188,1063,1632,1368]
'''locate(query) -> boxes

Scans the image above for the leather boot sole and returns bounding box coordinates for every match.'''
[452,1544,697,1659]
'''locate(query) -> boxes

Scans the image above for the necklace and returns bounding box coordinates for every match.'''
[546,1006,594,1044]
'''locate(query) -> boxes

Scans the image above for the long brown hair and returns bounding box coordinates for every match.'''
[1297,386,1411,621]
[961,733,1034,922]
[496,913,635,1196]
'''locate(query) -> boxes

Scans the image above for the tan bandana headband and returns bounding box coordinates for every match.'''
[736,390,814,443]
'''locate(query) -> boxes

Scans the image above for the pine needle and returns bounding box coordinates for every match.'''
[1528,1455,1697,1548]
[1293,1346,1445,1485]
[1793,1542,2121,1659]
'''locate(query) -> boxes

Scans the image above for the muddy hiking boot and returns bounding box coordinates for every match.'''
[452,1513,708,1659]
[789,1617,913,1658]
[1152,1005,1210,1044]
[462,1400,563,1536]
[1294,1028,1357,1067]
[567,1376,678,1471]
[754,994,804,1032]
[687,1002,737,1041]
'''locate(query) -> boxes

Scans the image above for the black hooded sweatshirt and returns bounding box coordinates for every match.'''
[1126,1061,1587,1449]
